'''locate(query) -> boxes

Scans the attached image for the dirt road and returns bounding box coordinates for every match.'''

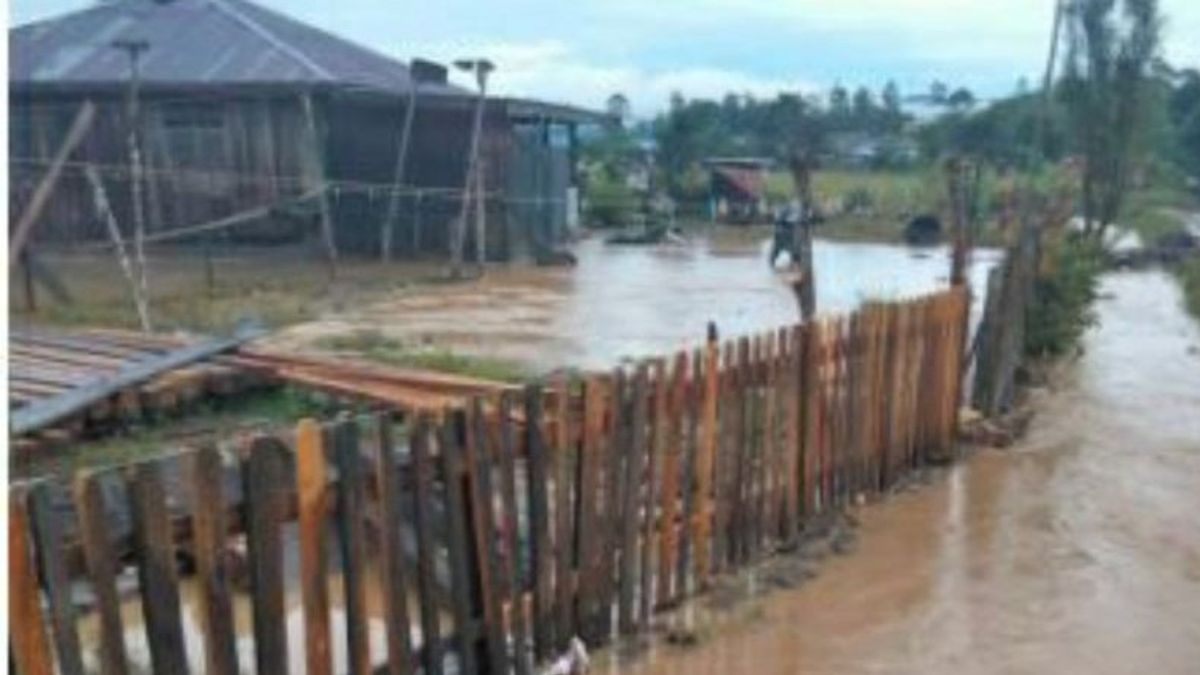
[616,270,1200,675]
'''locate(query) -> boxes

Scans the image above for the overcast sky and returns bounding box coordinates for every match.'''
[11,0,1200,116]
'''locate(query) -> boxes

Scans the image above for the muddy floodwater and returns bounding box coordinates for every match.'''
[271,230,999,372]
[612,270,1200,675]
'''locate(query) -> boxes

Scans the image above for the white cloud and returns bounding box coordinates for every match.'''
[411,39,816,116]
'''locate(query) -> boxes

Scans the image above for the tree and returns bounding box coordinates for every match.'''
[1061,0,1162,238]
[947,87,976,111]
[852,86,876,129]
[1169,69,1200,176]
[829,84,850,128]
[929,80,949,105]
[882,80,904,131]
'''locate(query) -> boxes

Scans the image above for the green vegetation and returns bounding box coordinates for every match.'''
[1176,257,1200,320]
[15,386,333,479]
[10,251,444,333]
[584,172,638,227]
[1025,238,1105,357]
[1119,177,1198,243]
[315,329,529,382]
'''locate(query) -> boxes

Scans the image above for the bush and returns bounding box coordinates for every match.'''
[1024,237,1105,357]
[585,173,638,228]
[1176,256,1200,321]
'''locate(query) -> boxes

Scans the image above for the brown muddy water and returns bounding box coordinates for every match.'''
[608,270,1200,675]
[268,230,1000,373]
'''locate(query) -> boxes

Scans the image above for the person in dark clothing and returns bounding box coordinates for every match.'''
[769,203,799,267]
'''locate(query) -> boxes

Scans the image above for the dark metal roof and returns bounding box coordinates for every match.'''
[9,0,469,97]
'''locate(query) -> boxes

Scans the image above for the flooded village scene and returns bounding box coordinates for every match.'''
[5,0,1200,673]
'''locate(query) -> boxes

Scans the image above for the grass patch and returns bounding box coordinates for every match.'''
[10,248,445,334]
[14,386,336,480]
[1119,181,1198,243]
[315,329,530,383]
[1174,257,1200,321]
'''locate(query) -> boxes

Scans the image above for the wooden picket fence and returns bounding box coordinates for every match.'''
[9,287,969,675]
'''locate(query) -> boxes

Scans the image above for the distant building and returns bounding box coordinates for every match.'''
[827,132,919,168]
[704,157,771,224]
[9,0,607,261]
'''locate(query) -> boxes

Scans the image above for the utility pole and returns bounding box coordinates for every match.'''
[113,38,152,331]
[451,58,494,279]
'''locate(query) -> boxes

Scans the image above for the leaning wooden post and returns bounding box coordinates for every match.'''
[475,161,487,273]
[381,75,421,261]
[9,100,96,265]
[301,92,338,277]
[85,164,151,330]
[693,321,720,587]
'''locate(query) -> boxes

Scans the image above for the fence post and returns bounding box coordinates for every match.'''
[296,419,333,675]
[10,488,55,675]
[694,324,719,588]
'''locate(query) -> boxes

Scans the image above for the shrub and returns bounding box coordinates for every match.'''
[1176,256,1200,321]
[585,173,638,228]
[1024,237,1105,357]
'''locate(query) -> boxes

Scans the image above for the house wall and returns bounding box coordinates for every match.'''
[9,89,573,262]
[321,94,513,259]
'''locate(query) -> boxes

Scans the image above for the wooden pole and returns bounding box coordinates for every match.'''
[693,322,719,587]
[475,160,487,272]
[301,92,339,277]
[381,81,420,261]
[85,164,152,330]
[452,61,492,279]
[113,40,152,328]
[9,100,96,265]
[20,251,37,312]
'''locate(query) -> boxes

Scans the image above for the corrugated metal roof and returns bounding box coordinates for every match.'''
[9,0,469,97]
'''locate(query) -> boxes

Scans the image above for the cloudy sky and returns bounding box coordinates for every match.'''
[11,0,1200,116]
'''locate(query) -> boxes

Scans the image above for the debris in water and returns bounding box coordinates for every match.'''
[542,636,590,675]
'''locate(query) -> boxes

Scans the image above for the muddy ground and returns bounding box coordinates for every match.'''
[604,270,1200,675]
[266,230,999,374]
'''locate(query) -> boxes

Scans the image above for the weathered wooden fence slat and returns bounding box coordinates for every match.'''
[27,482,85,675]
[370,415,416,675]
[409,415,445,675]
[128,461,190,675]
[439,411,480,675]
[72,471,128,675]
[188,445,239,675]
[296,420,333,675]
[243,436,291,675]
[10,488,56,675]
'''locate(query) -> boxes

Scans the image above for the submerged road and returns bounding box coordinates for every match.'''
[617,270,1200,675]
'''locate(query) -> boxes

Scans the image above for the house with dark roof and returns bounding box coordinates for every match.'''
[703,157,772,224]
[9,0,607,261]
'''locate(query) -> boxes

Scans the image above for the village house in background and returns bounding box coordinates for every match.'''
[704,156,772,224]
[8,0,607,262]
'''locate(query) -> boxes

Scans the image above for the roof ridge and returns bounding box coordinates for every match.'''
[204,0,333,81]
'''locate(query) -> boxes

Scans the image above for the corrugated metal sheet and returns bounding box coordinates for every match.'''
[9,0,468,97]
